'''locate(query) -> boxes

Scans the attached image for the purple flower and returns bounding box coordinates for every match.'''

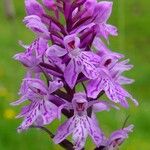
[95,1,118,39]
[83,1,118,40]
[12,0,138,149]
[14,38,48,76]
[42,0,56,10]
[102,125,134,150]
[92,38,125,85]
[11,78,63,132]
[53,92,117,150]
[93,37,123,60]
[25,0,45,17]
[87,59,138,107]
[46,34,101,88]
[87,38,138,107]
[23,15,50,39]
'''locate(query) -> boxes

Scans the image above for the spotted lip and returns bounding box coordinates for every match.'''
[76,102,85,111]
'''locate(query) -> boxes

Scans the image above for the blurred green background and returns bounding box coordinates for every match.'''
[0,0,149,149]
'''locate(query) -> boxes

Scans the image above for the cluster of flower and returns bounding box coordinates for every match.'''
[11,0,138,149]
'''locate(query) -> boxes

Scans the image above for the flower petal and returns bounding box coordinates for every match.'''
[49,80,63,94]
[86,117,103,147]
[108,125,134,147]
[64,59,81,88]
[93,101,119,112]
[64,34,80,50]
[36,38,48,56]
[24,78,48,95]
[93,37,122,59]
[94,1,113,23]
[46,45,67,57]
[25,0,45,17]
[13,53,32,67]
[10,95,27,106]
[72,23,95,35]
[23,15,49,38]
[98,24,118,40]
[116,76,134,85]
[17,102,39,132]
[87,70,108,99]
[42,0,55,9]
[104,81,120,103]
[80,52,100,79]
[72,117,88,150]
[53,116,76,144]
[111,59,133,73]
[36,100,58,125]
[18,100,58,132]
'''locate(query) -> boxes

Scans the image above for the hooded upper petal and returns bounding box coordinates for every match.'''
[25,0,45,17]
[64,34,80,51]
[94,1,113,24]
[107,125,134,148]
[24,78,48,95]
[23,15,50,38]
